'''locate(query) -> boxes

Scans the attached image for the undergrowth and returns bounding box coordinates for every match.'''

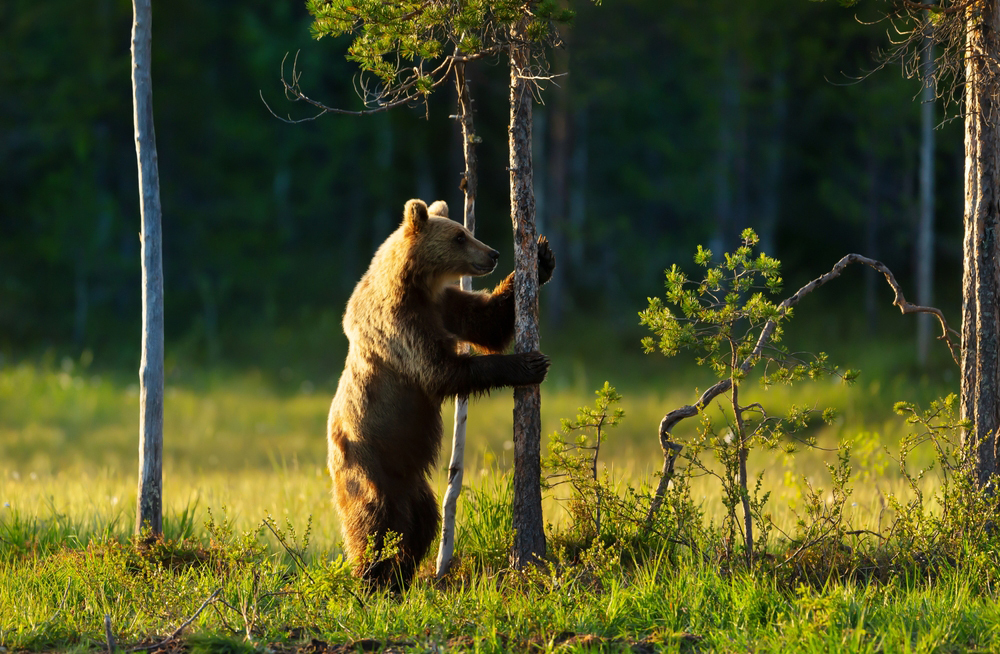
[3,237,998,652]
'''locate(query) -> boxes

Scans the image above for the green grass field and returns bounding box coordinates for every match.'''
[1,335,991,653]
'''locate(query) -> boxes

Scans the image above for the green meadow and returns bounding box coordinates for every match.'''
[3,321,991,653]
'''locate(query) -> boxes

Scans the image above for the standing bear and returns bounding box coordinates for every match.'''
[327,198,555,591]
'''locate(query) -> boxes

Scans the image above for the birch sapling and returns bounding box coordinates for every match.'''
[437,61,478,577]
[131,0,165,537]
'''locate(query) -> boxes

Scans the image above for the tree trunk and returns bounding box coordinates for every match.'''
[864,150,880,335]
[962,0,1000,485]
[508,28,546,569]
[545,21,571,327]
[759,67,787,257]
[568,108,588,273]
[73,250,88,347]
[437,62,477,578]
[711,52,739,257]
[917,27,936,367]
[131,0,164,537]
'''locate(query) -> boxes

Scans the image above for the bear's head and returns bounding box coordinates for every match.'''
[402,198,499,284]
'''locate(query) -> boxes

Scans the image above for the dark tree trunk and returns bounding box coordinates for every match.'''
[962,0,1000,485]
[545,34,571,326]
[864,151,880,335]
[131,0,164,537]
[568,107,588,273]
[916,28,936,367]
[73,250,88,347]
[508,28,546,569]
[759,67,787,257]
[712,52,740,257]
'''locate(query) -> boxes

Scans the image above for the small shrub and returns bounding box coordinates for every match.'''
[640,229,851,565]
[543,382,703,564]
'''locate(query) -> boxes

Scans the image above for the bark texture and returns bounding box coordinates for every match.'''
[508,30,546,569]
[131,0,164,536]
[437,62,477,578]
[962,0,1000,486]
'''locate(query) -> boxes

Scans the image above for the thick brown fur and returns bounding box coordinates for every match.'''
[327,198,555,592]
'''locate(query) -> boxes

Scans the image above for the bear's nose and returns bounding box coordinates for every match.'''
[489,249,499,262]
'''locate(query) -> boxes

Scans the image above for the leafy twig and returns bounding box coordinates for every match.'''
[262,517,314,583]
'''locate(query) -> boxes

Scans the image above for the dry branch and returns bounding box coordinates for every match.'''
[126,588,221,652]
[899,0,974,14]
[261,50,495,124]
[645,253,959,525]
[104,614,116,654]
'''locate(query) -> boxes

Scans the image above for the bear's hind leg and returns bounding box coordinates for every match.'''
[340,480,440,593]
[352,491,431,593]
[402,480,439,573]
[371,480,439,593]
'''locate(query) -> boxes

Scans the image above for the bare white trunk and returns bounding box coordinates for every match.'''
[437,393,468,576]
[437,62,477,577]
[132,0,164,537]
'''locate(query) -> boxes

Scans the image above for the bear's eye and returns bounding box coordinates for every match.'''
[454,233,466,245]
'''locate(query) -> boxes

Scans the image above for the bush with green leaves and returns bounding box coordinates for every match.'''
[543,382,702,562]
[885,396,1000,568]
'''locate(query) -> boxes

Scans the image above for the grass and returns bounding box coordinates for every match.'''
[0,333,988,652]
[0,539,986,651]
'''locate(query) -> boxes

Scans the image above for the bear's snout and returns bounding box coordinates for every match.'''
[488,249,499,263]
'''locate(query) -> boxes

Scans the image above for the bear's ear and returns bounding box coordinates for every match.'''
[427,200,449,218]
[403,199,429,234]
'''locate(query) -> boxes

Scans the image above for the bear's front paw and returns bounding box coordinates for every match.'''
[537,235,556,285]
[515,351,550,385]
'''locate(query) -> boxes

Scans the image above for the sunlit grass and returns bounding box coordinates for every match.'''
[0,351,953,556]
[0,351,989,653]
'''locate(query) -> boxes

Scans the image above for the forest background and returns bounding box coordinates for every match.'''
[1,2,989,648]
[0,0,964,380]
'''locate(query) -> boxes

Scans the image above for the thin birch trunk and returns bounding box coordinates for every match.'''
[962,0,1000,485]
[917,28,936,367]
[437,61,477,578]
[509,27,546,569]
[131,0,164,537]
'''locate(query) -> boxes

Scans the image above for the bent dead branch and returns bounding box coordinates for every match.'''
[261,49,496,124]
[645,253,959,527]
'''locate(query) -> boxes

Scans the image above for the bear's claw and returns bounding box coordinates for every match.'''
[516,351,550,385]
[537,235,556,285]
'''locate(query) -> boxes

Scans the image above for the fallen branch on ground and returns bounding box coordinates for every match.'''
[126,588,221,652]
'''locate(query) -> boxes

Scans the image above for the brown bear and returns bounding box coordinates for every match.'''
[326,198,555,591]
